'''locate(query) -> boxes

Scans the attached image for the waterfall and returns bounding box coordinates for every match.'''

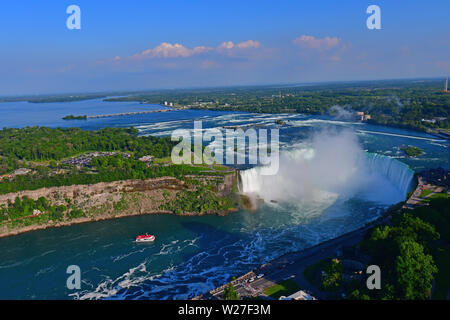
[239,152,415,203]
[364,153,415,198]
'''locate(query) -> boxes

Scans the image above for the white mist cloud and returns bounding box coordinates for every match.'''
[241,130,364,204]
[240,129,410,209]
[330,105,354,120]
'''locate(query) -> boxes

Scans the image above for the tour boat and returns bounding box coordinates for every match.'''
[135,233,155,243]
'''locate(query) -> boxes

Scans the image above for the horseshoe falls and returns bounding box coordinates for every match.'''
[240,131,415,210]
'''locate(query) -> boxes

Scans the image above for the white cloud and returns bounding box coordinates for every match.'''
[129,40,261,61]
[236,40,261,49]
[218,41,235,50]
[293,35,340,51]
[139,42,213,59]
[217,40,261,51]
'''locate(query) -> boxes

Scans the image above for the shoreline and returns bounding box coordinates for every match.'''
[187,106,449,140]
[195,211,392,300]
[0,173,240,239]
[196,173,426,300]
[0,207,239,239]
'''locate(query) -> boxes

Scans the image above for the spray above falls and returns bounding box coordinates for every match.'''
[239,130,414,208]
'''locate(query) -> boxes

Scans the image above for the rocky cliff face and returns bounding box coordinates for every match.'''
[0,177,185,207]
[0,172,239,237]
[0,172,238,207]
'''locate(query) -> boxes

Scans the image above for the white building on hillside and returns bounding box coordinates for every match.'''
[279,290,317,300]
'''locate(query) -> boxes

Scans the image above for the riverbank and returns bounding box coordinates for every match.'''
[197,169,450,301]
[197,175,420,300]
[0,206,240,239]
[0,172,240,239]
[194,211,390,300]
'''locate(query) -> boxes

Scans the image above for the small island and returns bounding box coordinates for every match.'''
[402,146,423,157]
[62,115,87,120]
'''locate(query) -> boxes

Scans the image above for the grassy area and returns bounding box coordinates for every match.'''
[419,189,434,198]
[153,154,230,173]
[429,192,449,200]
[432,248,450,300]
[212,164,232,172]
[422,192,449,203]
[263,279,300,299]
[152,156,172,164]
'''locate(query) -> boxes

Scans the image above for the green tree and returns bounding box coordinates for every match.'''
[321,259,343,292]
[49,160,57,168]
[348,289,370,300]
[223,283,239,300]
[395,240,438,300]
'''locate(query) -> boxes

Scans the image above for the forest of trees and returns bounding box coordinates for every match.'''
[354,196,450,300]
[105,79,450,132]
[0,126,176,175]
[0,196,72,228]
[0,126,175,162]
[0,154,225,194]
[62,115,87,120]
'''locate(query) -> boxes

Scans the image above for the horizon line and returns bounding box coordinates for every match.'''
[0,76,447,99]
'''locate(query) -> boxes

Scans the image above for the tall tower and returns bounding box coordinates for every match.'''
[446,77,448,92]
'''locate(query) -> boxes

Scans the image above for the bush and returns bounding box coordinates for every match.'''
[321,259,343,292]
[223,283,239,300]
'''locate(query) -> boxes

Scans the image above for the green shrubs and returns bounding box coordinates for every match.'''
[160,186,234,214]
[223,283,239,300]
[321,259,343,292]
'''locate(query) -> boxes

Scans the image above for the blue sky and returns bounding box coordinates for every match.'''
[0,0,449,95]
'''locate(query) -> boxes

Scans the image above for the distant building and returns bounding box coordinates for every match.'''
[279,290,317,300]
[355,111,371,121]
[421,117,446,124]
[419,167,450,188]
[14,168,31,176]
[138,155,154,164]
[60,151,127,168]
[0,174,11,181]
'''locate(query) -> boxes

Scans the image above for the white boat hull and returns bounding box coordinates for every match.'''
[136,236,155,243]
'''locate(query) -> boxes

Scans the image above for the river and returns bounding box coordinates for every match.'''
[0,98,448,299]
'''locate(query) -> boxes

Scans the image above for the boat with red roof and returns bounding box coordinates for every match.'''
[135,233,155,243]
